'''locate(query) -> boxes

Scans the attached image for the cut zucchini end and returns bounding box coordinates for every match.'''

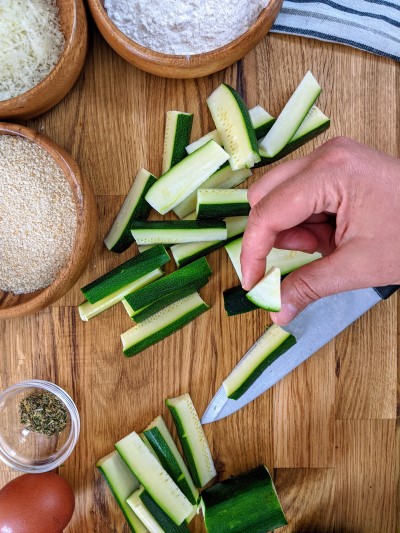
[246,266,281,311]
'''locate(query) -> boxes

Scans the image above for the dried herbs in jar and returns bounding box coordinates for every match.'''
[19,392,68,437]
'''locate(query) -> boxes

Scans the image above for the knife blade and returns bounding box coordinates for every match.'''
[201,285,398,424]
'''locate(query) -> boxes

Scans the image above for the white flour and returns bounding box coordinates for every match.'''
[104,0,270,55]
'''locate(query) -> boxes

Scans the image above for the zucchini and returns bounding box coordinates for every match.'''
[162,111,194,174]
[123,257,212,312]
[249,105,275,139]
[196,189,249,220]
[258,71,321,158]
[145,140,229,215]
[222,324,296,400]
[131,220,227,245]
[171,216,247,268]
[104,168,156,254]
[201,465,287,533]
[143,416,199,505]
[96,451,147,533]
[185,105,274,155]
[173,163,251,219]
[207,84,260,170]
[115,431,193,525]
[124,280,209,322]
[225,236,322,282]
[78,268,163,321]
[166,393,216,488]
[223,285,259,317]
[255,105,330,168]
[81,245,170,304]
[246,266,281,312]
[121,292,209,357]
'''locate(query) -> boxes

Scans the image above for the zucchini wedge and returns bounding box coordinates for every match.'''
[131,220,227,245]
[162,111,194,174]
[104,168,156,254]
[143,416,199,505]
[207,84,260,170]
[123,257,212,312]
[96,451,147,533]
[185,129,222,155]
[246,266,281,312]
[116,431,193,525]
[166,393,216,489]
[145,140,229,215]
[201,465,287,533]
[225,236,322,282]
[78,268,163,321]
[223,324,296,400]
[121,292,209,357]
[81,244,170,304]
[171,216,247,268]
[196,189,250,220]
[173,162,251,219]
[258,71,321,158]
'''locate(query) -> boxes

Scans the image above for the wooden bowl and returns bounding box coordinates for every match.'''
[87,0,283,78]
[0,0,88,121]
[0,123,97,319]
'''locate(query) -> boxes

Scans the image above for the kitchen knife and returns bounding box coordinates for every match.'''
[201,285,398,424]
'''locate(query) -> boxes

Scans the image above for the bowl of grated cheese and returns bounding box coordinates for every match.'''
[0,0,88,121]
[0,123,98,319]
[87,0,283,79]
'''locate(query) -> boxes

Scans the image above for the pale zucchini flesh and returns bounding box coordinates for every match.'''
[166,393,216,488]
[145,140,229,215]
[131,220,227,245]
[121,292,209,357]
[246,266,281,312]
[143,416,199,505]
[96,451,147,533]
[115,431,193,525]
[223,324,296,400]
[185,129,222,155]
[259,71,321,157]
[139,489,191,532]
[162,111,194,174]
[104,168,156,254]
[127,488,164,533]
[201,465,287,533]
[173,162,251,219]
[207,84,260,170]
[78,268,163,321]
[196,189,249,220]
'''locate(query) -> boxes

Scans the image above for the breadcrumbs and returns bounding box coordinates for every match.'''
[0,135,77,294]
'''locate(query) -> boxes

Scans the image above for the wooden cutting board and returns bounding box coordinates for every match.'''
[0,22,398,533]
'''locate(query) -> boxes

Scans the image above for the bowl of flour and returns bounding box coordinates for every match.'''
[87,0,283,78]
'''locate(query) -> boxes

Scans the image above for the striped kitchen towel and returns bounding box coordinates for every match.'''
[271,0,400,62]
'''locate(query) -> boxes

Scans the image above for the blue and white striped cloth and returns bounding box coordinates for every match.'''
[271,0,400,62]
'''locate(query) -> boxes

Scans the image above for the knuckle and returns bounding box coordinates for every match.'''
[291,275,321,306]
[313,136,355,169]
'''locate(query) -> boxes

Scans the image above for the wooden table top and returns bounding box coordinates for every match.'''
[0,13,399,533]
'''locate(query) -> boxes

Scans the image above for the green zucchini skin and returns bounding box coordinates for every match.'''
[104,170,156,254]
[197,202,250,220]
[201,465,287,533]
[254,120,330,168]
[139,490,190,532]
[124,257,212,312]
[130,279,209,323]
[223,285,259,316]
[81,245,170,304]
[163,112,194,173]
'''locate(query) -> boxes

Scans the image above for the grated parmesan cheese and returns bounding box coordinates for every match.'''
[0,0,65,101]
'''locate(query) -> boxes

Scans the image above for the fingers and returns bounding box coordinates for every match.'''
[270,246,361,325]
[241,168,338,290]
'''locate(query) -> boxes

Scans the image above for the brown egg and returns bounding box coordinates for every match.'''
[0,472,75,533]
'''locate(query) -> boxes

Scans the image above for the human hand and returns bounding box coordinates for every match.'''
[241,137,400,325]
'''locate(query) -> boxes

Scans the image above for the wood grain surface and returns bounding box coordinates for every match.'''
[0,13,399,533]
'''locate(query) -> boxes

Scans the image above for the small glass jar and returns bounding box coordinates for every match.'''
[0,380,80,473]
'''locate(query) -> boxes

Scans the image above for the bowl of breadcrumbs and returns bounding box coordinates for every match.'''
[0,123,97,319]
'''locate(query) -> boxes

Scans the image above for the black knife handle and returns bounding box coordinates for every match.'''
[373,285,400,300]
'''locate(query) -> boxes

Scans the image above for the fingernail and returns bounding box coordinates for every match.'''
[241,274,249,291]
[270,303,299,325]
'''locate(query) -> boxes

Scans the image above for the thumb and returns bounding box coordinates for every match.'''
[270,248,356,325]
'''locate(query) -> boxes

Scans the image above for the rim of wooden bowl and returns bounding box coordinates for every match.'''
[0,0,88,121]
[0,123,98,319]
[87,0,283,78]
